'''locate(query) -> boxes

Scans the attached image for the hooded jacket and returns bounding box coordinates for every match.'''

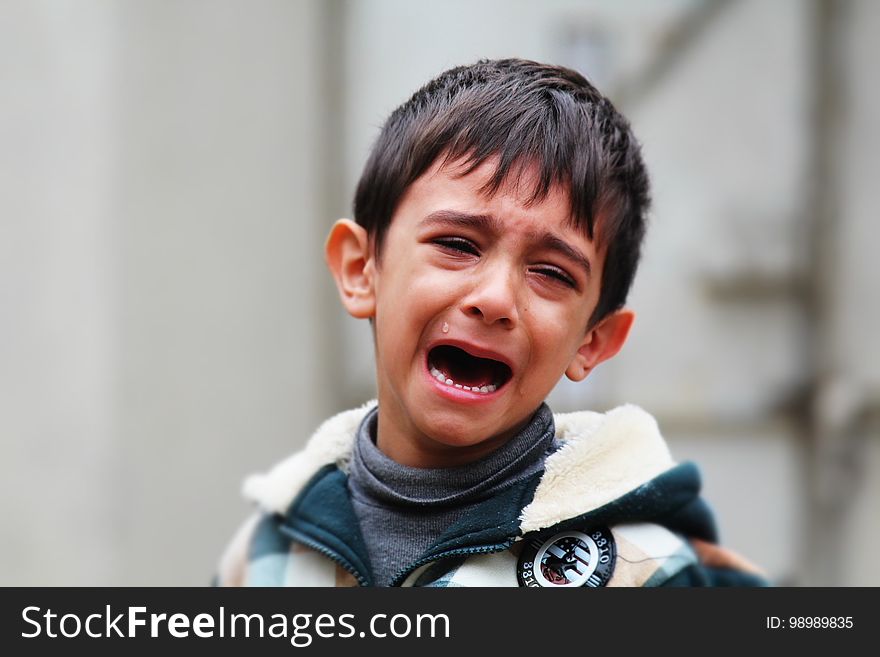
[215,401,765,587]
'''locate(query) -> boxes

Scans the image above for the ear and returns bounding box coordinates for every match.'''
[564,309,635,382]
[324,219,376,319]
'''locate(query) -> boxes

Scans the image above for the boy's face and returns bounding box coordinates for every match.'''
[327,156,633,468]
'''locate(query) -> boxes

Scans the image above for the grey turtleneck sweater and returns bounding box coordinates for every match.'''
[347,403,557,586]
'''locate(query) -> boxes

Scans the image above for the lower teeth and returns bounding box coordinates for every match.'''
[430,367,497,393]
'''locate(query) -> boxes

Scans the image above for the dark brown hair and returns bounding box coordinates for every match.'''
[353,58,650,327]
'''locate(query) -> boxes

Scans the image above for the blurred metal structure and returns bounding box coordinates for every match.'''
[611,0,737,107]
[799,0,870,586]
[552,0,878,584]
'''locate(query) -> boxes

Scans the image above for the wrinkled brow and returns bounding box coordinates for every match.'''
[529,231,592,278]
[418,210,504,234]
[420,210,592,277]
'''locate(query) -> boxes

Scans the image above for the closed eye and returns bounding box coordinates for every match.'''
[432,237,480,256]
[531,266,577,289]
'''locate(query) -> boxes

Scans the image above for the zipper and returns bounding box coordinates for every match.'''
[389,538,516,587]
[279,524,370,587]
[281,522,518,588]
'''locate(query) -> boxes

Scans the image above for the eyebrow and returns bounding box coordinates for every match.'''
[532,232,592,278]
[419,209,592,278]
[419,210,505,234]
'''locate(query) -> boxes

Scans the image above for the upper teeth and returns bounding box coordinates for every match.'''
[430,367,497,394]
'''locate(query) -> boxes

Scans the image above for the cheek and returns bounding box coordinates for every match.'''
[528,308,587,365]
[374,273,444,351]
[531,299,586,339]
[382,267,454,314]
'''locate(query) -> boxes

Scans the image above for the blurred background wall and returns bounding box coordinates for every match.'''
[1,0,877,585]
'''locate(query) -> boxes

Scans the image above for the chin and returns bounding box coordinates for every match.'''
[425,422,479,448]
[419,412,510,452]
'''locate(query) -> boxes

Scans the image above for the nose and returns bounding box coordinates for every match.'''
[460,261,519,329]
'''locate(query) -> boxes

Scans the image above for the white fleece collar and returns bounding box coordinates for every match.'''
[242,399,376,516]
[242,401,675,533]
[518,403,674,532]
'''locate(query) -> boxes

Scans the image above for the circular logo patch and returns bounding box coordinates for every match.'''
[517,527,616,587]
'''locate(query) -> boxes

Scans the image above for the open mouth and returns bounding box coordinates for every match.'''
[427,345,513,394]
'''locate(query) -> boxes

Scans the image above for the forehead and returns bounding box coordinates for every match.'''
[396,155,579,235]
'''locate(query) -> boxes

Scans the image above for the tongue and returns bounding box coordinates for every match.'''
[432,347,497,388]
